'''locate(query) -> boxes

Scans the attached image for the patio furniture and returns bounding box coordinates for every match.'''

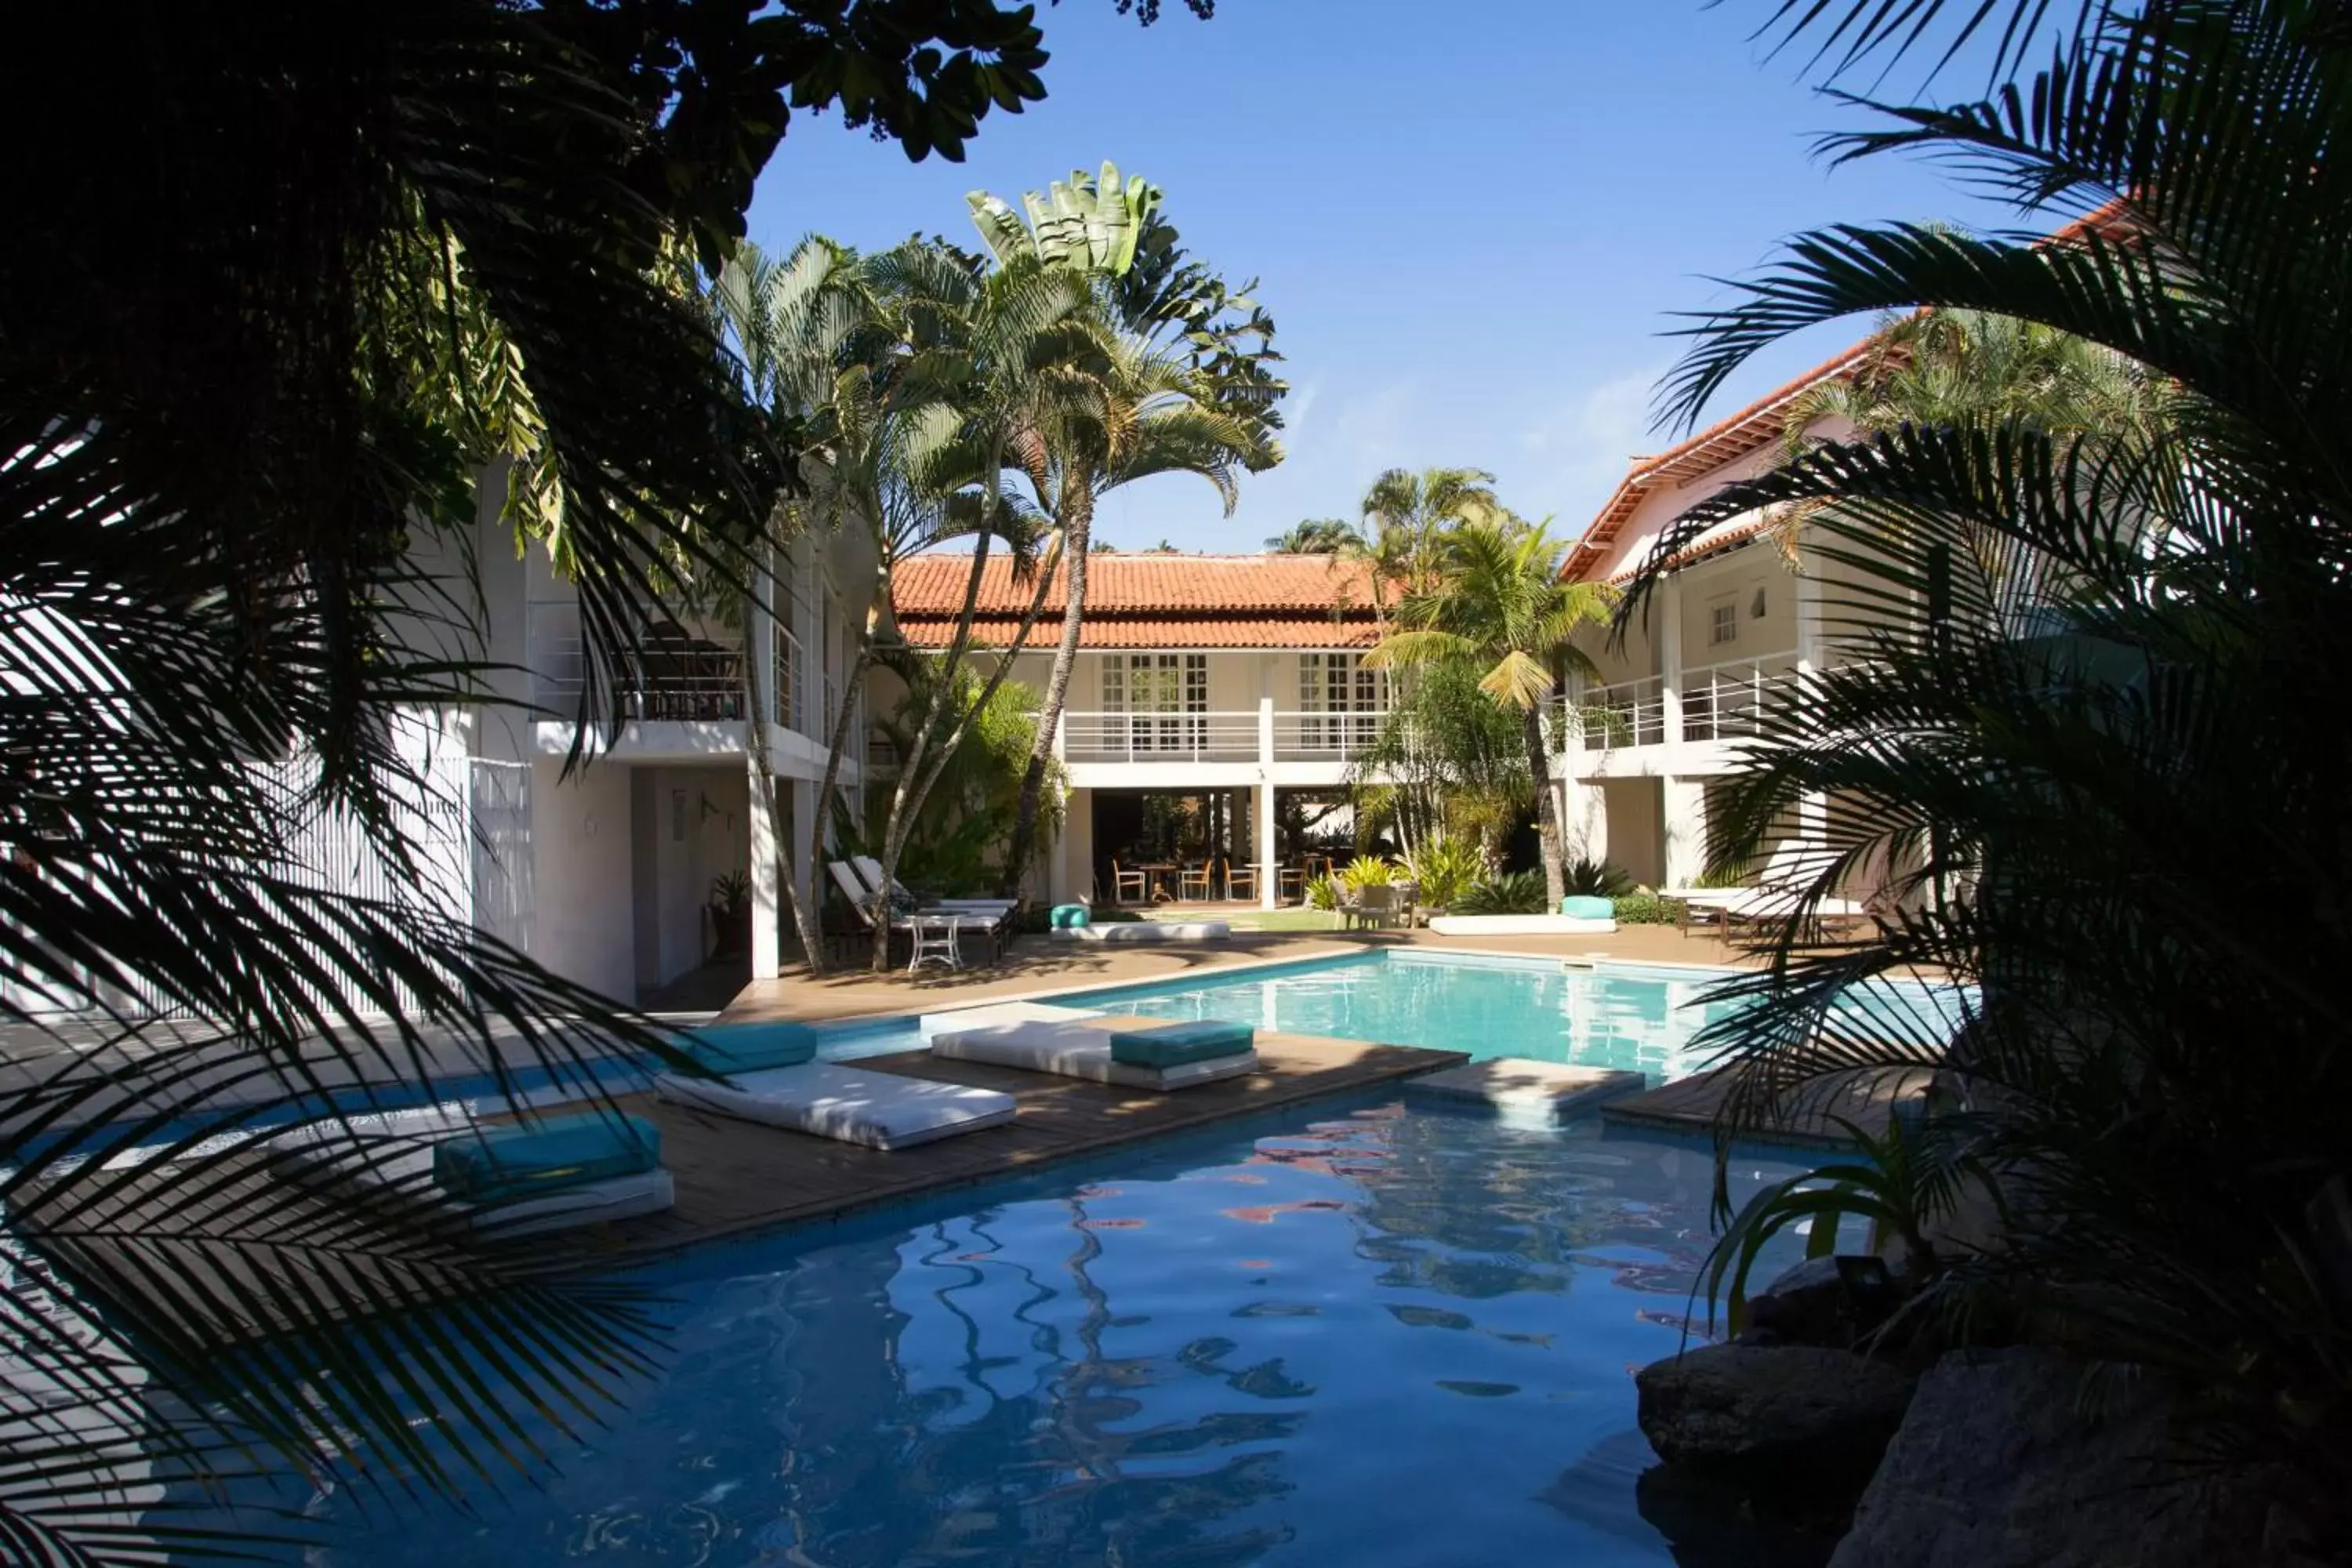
[929,1013,1259,1091]
[652,1023,1018,1150]
[1345,884,1398,931]
[1426,911,1619,936]
[1178,861,1214,901]
[1225,858,1258,902]
[1134,860,1179,902]
[270,1107,676,1238]
[1277,864,1305,904]
[849,855,1015,917]
[1053,919,1230,943]
[906,913,963,972]
[1110,859,1149,904]
[827,862,1006,962]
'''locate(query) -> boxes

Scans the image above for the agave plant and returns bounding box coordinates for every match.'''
[1559,857,1633,898]
[1451,870,1548,916]
[1630,0,2352,1523]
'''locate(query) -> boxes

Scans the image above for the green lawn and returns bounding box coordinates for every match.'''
[1221,908,1345,933]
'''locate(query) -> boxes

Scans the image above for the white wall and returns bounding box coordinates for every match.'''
[528,757,634,998]
[630,765,750,989]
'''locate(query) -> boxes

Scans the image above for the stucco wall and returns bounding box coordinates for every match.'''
[528,757,635,1000]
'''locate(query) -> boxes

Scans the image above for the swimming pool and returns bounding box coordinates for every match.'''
[294,1098,1808,1566]
[823,950,1962,1086]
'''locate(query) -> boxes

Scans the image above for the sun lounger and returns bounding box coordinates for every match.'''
[651,1022,1016,1149]
[269,1105,675,1237]
[849,855,1016,916]
[929,1014,1259,1091]
[827,862,1007,964]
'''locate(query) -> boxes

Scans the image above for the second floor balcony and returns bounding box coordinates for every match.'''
[1055,707,1389,777]
[1559,655,1803,765]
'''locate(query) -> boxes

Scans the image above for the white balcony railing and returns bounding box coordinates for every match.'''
[1272,710,1388,762]
[1680,656,1800,743]
[531,626,750,721]
[1062,711,1261,764]
[1573,675,1667,752]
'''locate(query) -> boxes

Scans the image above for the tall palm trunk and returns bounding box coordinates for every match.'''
[1000,481,1092,897]
[800,636,872,973]
[1522,706,1565,908]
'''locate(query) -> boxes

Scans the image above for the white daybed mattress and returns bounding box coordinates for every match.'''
[267,1106,675,1236]
[1425,915,1619,936]
[654,1060,1016,1150]
[1051,920,1230,943]
[928,1014,1258,1091]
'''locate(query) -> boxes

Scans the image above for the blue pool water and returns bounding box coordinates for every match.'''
[301,1099,1807,1566]
[825,951,1963,1084]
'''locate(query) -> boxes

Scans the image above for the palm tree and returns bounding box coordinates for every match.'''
[976,164,1287,897]
[1345,466,1502,623]
[1365,517,1616,906]
[1628,0,2352,1523]
[1267,517,1363,554]
[0,5,1178,1556]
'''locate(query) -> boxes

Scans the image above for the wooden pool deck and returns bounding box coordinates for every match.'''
[1602,1062,1933,1149]
[604,1033,1462,1260]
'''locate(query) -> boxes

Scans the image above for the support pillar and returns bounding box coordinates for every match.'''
[1254,782,1278,910]
[1662,775,1708,892]
[1659,570,1686,745]
[748,759,780,979]
[1565,779,1609,866]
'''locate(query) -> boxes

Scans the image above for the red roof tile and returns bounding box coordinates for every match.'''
[891,551,1381,650]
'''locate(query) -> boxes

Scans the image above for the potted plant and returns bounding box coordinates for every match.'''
[707,870,753,959]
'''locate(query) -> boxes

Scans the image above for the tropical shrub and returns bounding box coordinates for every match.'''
[1337,854,1396,891]
[1561,857,1634,898]
[1403,834,1483,913]
[1304,873,1342,911]
[1452,870,1547,916]
[1611,894,1686,926]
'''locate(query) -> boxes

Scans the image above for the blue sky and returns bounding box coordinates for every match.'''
[745,1,2023,552]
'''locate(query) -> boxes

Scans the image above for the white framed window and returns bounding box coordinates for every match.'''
[1709,601,1739,647]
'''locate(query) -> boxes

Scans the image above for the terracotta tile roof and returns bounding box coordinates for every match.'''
[897,615,1379,650]
[891,551,1381,651]
[1565,199,2143,586]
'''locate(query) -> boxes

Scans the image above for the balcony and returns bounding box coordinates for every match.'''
[1056,710,1392,769]
[1680,655,1800,742]
[1570,676,1667,752]
[1555,655,1805,759]
[533,622,748,721]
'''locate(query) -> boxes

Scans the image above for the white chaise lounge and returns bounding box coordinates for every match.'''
[652,1023,1017,1150]
[849,855,1016,917]
[269,1105,677,1237]
[828,862,1008,964]
[929,1013,1258,1091]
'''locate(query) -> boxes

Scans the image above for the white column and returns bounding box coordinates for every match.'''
[1658,571,1686,746]
[747,760,780,978]
[747,543,778,729]
[1662,775,1708,891]
[1254,782,1278,910]
[1793,557,1830,884]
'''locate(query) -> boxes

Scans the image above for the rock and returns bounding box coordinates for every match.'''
[1745,1256,1853,1346]
[1636,1344,1917,1496]
[1635,1461,1846,1568]
[1828,1348,2271,1567]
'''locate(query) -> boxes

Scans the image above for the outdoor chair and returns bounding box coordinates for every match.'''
[1278,865,1305,904]
[1179,861,1214,901]
[1225,858,1258,902]
[826,862,1006,964]
[1345,884,1398,931]
[1110,858,1148,905]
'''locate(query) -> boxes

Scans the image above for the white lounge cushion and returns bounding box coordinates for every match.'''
[1425,915,1618,936]
[654,1060,1016,1150]
[1051,920,1229,943]
[919,1001,1098,1036]
[267,1107,675,1236]
[929,1015,1258,1091]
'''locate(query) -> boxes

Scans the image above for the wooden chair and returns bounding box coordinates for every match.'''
[1277,865,1305,905]
[1110,859,1148,906]
[1225,858,1258,902]
[1178,861,1214,901]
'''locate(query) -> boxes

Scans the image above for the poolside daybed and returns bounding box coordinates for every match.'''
[1425,913,1617,937]
[652,1023,1017,1150]
[1051,919,1230,943]
[930,1013,1259,1091]
[269,1105,677,1237]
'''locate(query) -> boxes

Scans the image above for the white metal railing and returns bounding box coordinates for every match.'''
[1272,710,1388,762]
[1573,674,1667,752]
[1679,656,1800,742]
[531,626,749,721]
[773,622,804,734]
[1061,710,1261,764]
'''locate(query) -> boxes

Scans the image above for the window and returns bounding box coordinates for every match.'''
[1103,653,1204,753]
[1298,652,1385,750]
[1710,601,1738,647]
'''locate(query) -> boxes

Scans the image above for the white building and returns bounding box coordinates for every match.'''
[884,553,1392,909]
[1549,340,1877,892]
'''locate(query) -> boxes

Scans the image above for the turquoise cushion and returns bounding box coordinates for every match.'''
[673,1022,820,1075]
[434,1112,661,1203]
[1561,895,1614,920]
[1052,903,1091,929]
[1107,1019,1255,1068]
